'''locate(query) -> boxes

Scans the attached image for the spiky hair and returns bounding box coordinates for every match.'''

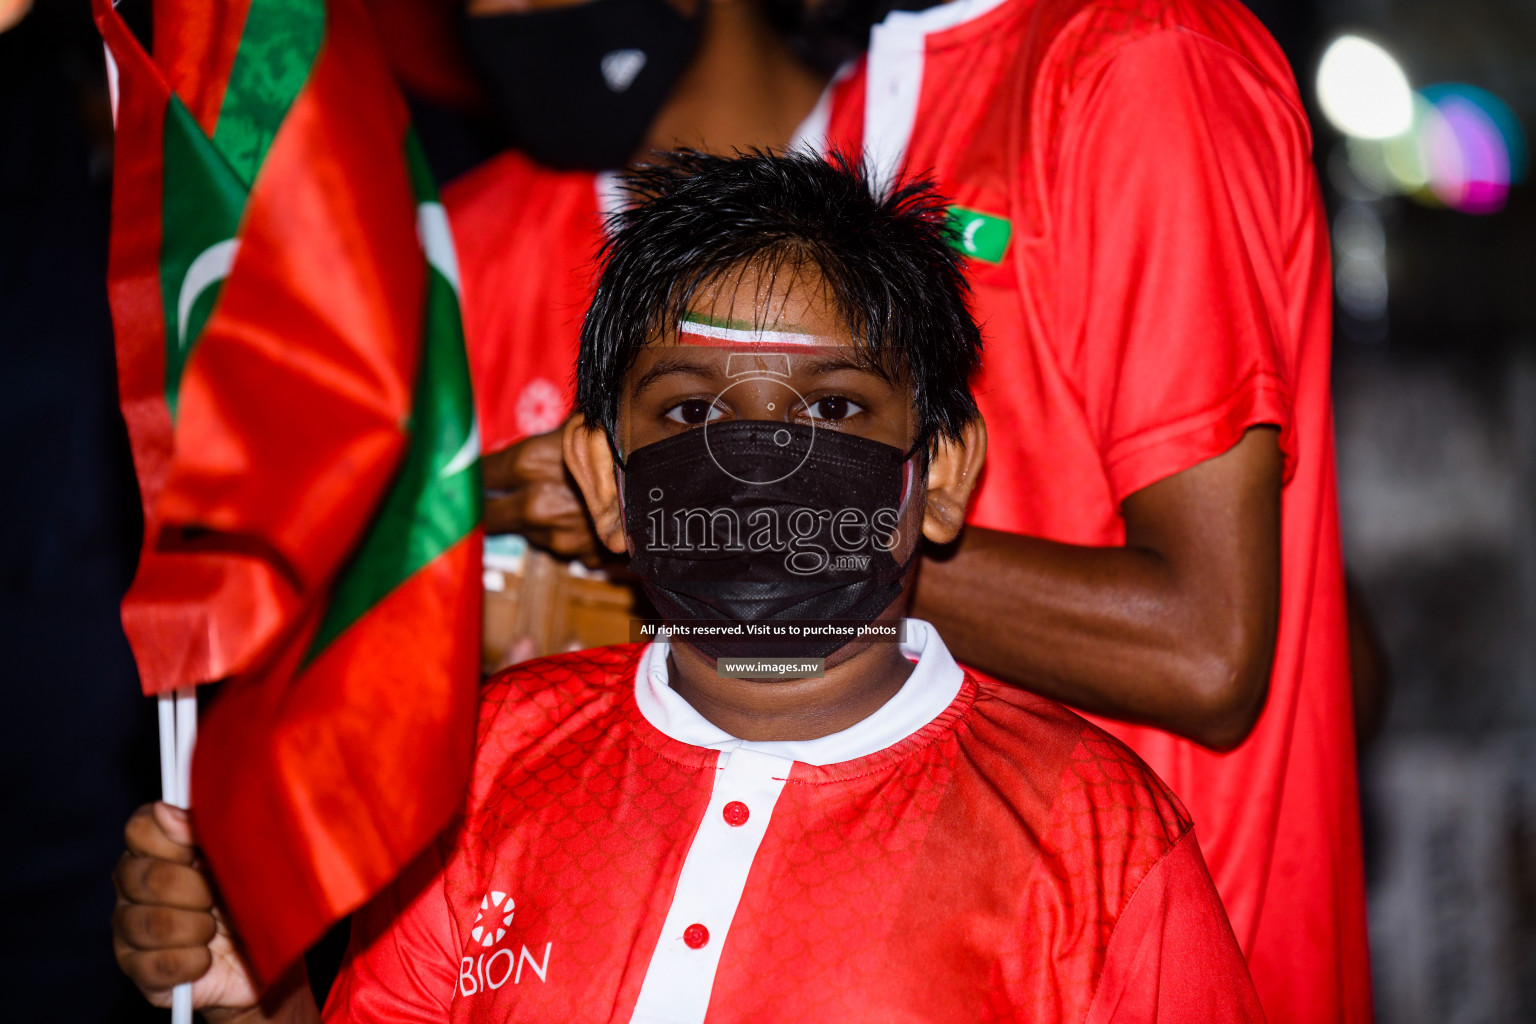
[575,149,982,448]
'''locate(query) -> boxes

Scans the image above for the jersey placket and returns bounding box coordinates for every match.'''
[628,747,793,1024]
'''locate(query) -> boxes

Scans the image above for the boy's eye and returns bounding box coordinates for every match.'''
[665,399,725,425]
[802,395,863,421]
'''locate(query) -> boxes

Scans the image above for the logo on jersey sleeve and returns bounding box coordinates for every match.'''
[515,377,566,436]
[472,890,514,946]
[945,205,1012,265]
[459,889,553,998]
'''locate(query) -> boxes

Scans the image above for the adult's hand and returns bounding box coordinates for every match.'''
[113,802,319,1023]
[482,422,602,561]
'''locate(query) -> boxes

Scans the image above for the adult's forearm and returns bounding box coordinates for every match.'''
[911,526,1269,749]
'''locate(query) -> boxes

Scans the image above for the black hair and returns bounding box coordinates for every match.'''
[576,149,982,449]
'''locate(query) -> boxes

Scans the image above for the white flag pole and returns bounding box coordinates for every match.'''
[157,688,198,1024]
[174,688,197,808]
[107,27,194,1024]
[157,694,177,802]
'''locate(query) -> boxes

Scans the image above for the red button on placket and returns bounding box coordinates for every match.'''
[683,923,710,949]
[722,801,750,827]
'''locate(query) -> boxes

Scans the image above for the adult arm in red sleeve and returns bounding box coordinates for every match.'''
[1085,831,1267,1024]
[321,841,459,1023]
[913,31,1310,750]
[914,427,1281,750]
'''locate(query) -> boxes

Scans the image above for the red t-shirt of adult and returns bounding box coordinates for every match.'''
[445,3,1371,1021]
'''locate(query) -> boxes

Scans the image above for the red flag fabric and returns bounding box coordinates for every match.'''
[97,0,481,981]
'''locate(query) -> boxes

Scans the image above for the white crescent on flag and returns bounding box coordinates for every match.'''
[177,238,241,350]
[961,216,983,254]
[440,421,481,479]
[416,201,462,298]
[415,201,478,477]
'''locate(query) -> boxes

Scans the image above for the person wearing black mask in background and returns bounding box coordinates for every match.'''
[460,0,715,172]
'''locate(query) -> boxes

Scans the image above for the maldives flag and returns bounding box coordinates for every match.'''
[96,0,482,981]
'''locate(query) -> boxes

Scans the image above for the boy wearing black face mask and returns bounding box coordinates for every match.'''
[453,4,1372,1021]
[111,152,1262,1023]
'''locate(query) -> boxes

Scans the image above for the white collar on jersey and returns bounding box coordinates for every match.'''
[633,618,966,767]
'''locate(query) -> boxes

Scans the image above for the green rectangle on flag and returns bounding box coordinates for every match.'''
[947,205,1012,264]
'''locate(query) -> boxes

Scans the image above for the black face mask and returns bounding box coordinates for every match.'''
[461,0,700,172]
[619,420,921,660]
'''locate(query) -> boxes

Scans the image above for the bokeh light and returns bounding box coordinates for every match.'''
[1318,35,1414,140]
[1319,30,1528,218]
[1339,84,1527,215]
[1419,84,1526,214]
[1334,202,1389,328]
[1379,94,1435,194]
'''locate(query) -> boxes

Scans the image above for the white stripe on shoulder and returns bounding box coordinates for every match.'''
[786,67,844,157]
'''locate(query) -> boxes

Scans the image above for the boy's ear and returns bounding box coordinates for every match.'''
[562,414,630,555]
[921,416,987,546]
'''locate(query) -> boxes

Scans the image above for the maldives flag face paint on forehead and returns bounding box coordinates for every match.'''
[674,313,828,348]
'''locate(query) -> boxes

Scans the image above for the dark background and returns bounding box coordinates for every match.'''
[1,0,1532,1020]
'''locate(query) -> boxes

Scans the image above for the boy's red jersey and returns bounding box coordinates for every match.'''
[446,3,1370,1020]
[324,630,1261,1022]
